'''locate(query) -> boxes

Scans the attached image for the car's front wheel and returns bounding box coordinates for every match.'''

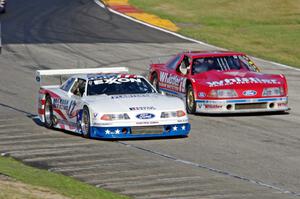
[44,95,54,128]
[81,107,91,138]
[186,84,196,114]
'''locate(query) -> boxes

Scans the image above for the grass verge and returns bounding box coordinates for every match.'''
[0,156,130,199]
[129,0,300,68]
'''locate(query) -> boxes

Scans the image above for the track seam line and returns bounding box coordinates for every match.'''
[118,141,300,197]
[94,0,300,72]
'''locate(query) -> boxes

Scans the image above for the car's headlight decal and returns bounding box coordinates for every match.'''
[161,110,186,118]
[262,87,284,96]
[100,113,130,121]
[208,89,238,98]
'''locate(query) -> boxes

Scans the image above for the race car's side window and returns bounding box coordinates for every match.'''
[177,56,191,75]
[71,78,86,97]
[166,55,181,70]
[61,78,75,92]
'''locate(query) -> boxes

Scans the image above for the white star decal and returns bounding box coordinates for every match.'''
[115,129,120,134]
[105,129,110,134]
[173,126,178,131]
[181,125,186,130]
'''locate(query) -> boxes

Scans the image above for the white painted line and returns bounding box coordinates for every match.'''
[254,57,300,72]
[93,0,300,72]
[94,0,105,8]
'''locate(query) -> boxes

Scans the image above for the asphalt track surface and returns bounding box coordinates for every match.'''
[1,0,300,198]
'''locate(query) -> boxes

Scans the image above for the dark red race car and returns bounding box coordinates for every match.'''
[149,51,289,114]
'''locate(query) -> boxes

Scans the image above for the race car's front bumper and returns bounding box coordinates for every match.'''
[195,97,289,114]
[90,123,190,139]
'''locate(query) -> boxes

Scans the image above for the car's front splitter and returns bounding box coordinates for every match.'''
[195,97,288,113]
[90,123,190,139]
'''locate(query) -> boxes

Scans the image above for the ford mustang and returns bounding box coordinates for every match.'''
[149,51,289,114]
[36,67,190,139]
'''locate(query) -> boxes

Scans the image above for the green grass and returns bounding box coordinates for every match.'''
[0,157,130,199]
[129,0,300,68]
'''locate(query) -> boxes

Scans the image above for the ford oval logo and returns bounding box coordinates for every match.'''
[198,92,206,98]
[243,90,257,96]
[136,113,155,120]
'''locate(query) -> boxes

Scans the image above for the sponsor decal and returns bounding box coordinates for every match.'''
[159,72,186,93]
[207,77,280,87]
[136,121,159,125]
[93,77,141,85]
[198,92,206,98]
[136,113,155,120]
[88,74,137,80]
[204,104,223,109]
[129,106,156,111]
[198,103,222,109]
[88,74,115,80]
[177,119,188,123]
[67,100,77,117]
[53,99,78,118]
[52,98,69,110]
[278,102,288,107]
[243,90,257,96]
[111,94,151,99]
[93,113,98,119]
[198,103,205,110]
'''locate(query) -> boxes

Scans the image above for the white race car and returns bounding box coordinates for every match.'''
[36,67,190,139]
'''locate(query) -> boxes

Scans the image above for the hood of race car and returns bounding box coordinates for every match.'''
[83,93,185,113]
[192,70,287,98]
[193,70,284,87]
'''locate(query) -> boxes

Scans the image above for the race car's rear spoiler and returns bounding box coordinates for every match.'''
[35,67,129,86]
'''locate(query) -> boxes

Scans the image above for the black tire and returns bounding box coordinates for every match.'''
[44,95,54,128]
[151,73,160,93]
[81,107,91,138]
[186,84,196,114]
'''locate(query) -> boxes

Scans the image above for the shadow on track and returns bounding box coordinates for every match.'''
[194,111,290,118]
[0,102,188,141]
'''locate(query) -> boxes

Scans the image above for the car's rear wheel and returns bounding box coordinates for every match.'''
[44,95,54,128]
[81,107,91,138]
[151,73,160,93]
[186,84,196,114]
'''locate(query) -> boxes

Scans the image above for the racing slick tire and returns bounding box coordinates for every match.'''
[186,84,196,114]
[81,106,91,138]
[151,73,160,93]
[44,95,54,128]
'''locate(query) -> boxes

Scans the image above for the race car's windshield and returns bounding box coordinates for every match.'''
[192,55,258,75]
[87,77,156,96]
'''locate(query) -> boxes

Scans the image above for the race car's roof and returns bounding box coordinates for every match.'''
[183,51,246,59]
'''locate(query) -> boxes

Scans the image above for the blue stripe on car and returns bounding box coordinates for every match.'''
[89,123,190,139]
